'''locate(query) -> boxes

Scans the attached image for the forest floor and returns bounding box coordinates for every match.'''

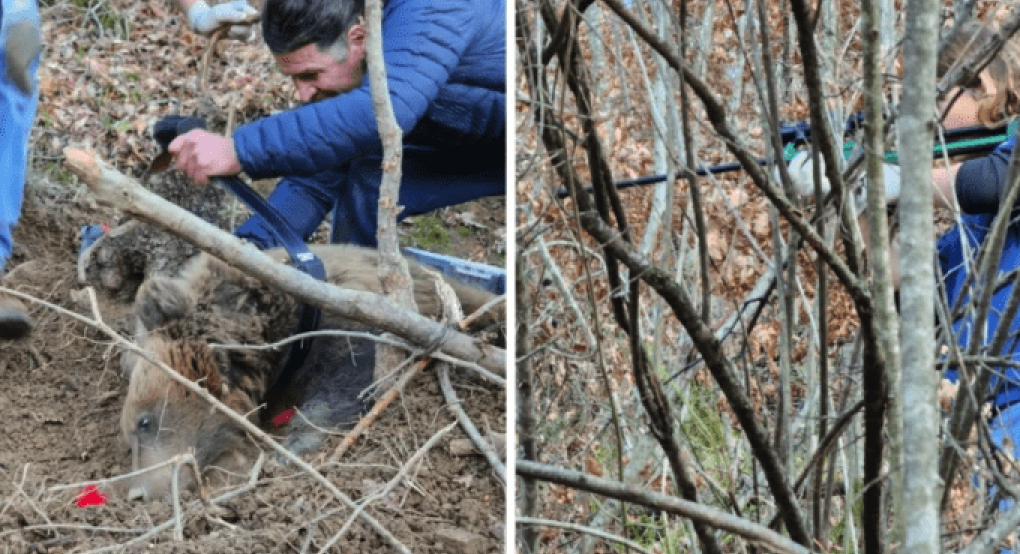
[512,0,988,552]
[0,0,507,552]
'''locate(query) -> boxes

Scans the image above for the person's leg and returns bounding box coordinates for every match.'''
[0,15,39,340]
[330,145,505,247]
[988,402,1020,551]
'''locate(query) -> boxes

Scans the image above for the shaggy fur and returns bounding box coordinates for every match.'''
[120,244,501,500]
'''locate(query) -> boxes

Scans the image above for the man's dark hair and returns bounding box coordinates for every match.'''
[262,0,366,55]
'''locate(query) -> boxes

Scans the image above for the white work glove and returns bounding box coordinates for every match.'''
[879,163,901,203]
[851,162,901,215]
[777,149,901,214]
[775,149,831,198]
[187,0,260,40]
[4,21,41,94]
[2,0,42,95]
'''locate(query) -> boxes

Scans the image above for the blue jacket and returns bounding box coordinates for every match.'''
[955,132,1016,213]
[939,211,1020,406]
[232,0,506,180]
[940,131,1020,405]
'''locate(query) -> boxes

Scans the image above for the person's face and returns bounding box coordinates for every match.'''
[275,25,366,103]
[940,71,998,129]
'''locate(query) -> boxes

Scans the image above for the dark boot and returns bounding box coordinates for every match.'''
[0,295,32,340]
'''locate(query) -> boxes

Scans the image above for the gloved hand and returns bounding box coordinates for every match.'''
[852,163,901,215]
[880,162,901,203]
[186,0,260,40]
[2,0,42,95]
[4,21,40,95]
[153,115,207,151]
[776,149,830,198]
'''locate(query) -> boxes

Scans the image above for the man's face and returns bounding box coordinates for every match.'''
[276,26,366,103]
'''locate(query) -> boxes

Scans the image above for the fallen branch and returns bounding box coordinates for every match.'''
[210,327,504,387]
[62,148,504,376]
[516,460,813,554]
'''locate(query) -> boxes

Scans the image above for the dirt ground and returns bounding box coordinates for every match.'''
[0,180,507,553]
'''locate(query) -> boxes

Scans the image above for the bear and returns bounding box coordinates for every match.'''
[119,244,501,501]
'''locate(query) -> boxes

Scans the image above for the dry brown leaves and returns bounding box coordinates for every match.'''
[35,0,295,182]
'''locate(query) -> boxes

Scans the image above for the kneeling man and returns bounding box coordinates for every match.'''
[168,0,506,247]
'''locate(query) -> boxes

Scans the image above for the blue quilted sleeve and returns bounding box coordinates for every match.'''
[955,133,1016,213]
[233,0,482,179]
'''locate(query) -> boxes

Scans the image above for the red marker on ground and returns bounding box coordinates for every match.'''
[76,484,107,508]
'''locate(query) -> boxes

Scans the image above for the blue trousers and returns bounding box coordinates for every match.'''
[235,144,505,248]
[0,0,40,268]
[982,403,1020,552]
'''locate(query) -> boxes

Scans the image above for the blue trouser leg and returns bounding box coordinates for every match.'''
[330,144,505,247]
[987,403,1020,552]
[0,0,40,268]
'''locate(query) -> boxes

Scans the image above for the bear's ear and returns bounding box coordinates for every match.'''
[134,276,195,331]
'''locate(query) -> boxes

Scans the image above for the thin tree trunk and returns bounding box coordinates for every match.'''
[897,0,940,550]
[365,0,417,386]
[517,246,539,554]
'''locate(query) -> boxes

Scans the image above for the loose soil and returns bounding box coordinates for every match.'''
[0,183,506,554]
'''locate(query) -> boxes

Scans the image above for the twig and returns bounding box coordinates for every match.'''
[0,524,143,539]
[77,476,264,554]
[327,358,432,463]
[516,516,653,554]
[171,461,184,541]
[210,327,503,387]
[316,422,458,554]
[197,27,225,92]
[49,454,183,492]
[438,363,506,482]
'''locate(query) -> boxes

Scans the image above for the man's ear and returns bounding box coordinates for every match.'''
[348,21,366,48]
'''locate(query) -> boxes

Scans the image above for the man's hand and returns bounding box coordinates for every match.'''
[169,130,242,186]
[187,0,259,39]
[778,149,831,198]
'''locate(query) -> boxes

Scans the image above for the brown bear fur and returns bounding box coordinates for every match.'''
[120,244,501,500]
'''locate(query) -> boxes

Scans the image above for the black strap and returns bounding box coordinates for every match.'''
[152,116,326,417]
[210,177,326,419]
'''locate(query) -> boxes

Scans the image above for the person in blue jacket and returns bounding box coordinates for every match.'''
[167,0,506,248]
[933,21,1020,422]
[906,21,1020,533]
[785,19,1020,536]
[0,0,41,339]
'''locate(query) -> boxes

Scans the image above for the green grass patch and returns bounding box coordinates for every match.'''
[401,214,452,254]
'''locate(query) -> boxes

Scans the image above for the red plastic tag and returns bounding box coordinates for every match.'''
[76,485,107,508]
[272,408,296,426]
